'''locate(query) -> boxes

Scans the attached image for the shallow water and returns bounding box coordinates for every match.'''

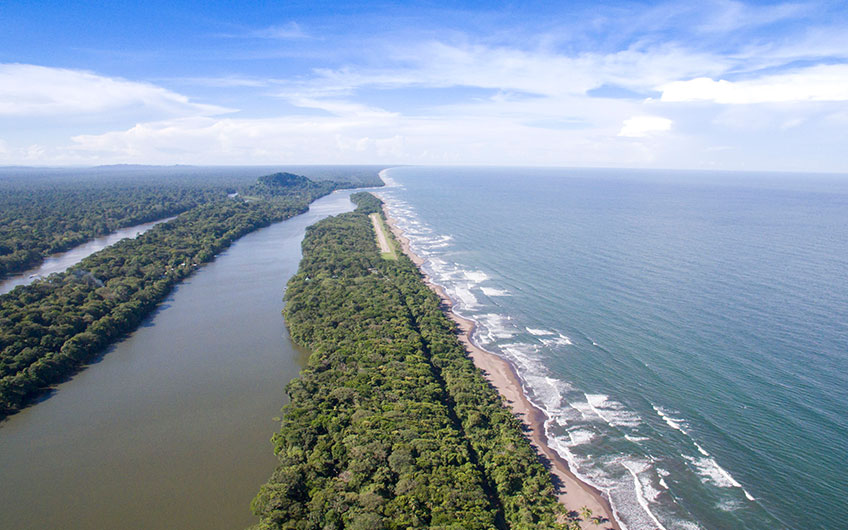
[0,190,357,530]
[379,167,848,530]
[0,216,176,295]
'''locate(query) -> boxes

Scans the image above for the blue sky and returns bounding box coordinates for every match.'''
[1,0,847,171]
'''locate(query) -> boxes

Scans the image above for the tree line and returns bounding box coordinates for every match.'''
[0,182,229,278]
[0,173,355,418]
[252,193,588,529]
[0,167,384,278]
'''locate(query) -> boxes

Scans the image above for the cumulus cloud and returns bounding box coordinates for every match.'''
[0,63,233,116]
[660,64,848,104]
[618,115,673,137]
[58,109,673,168]
[3,0,848,173]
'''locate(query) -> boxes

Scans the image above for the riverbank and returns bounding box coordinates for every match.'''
[0,175,343,419]
[0,190,361,530]
[0,215,178,296]
[381,203,621,530]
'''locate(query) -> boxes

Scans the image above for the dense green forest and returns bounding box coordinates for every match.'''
[0,166,385,278]
[252,193,582,529]
[0,173,359,418]
[0,185,224,277]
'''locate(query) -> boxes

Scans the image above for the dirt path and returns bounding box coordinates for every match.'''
[370,213,394,256]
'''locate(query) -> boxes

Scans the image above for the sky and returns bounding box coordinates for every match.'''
[1,0,847,172]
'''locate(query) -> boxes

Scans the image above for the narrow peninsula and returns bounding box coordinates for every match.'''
[252,193,611,529]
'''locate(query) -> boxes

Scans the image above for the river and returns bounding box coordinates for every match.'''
[0,190,357,530]
[0,216,177,296]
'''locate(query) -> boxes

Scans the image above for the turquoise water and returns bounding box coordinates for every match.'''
[379,167,848,530]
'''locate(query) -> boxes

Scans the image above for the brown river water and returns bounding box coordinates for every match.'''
[0,190,357,529]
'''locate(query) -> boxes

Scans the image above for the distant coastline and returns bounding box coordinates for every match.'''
[378,170,621,530]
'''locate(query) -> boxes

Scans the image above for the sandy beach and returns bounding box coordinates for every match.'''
[382,203,621,530]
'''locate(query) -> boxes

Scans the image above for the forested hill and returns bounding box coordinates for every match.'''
[246,173,337,201]
[0,173,369,419]
[252,193,580,529]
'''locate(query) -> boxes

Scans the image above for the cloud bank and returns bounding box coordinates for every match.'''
[2,1,847,172]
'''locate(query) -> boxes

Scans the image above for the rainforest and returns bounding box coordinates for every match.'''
[251,192,577,530]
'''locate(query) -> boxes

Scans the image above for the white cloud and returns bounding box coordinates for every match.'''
[249,22,308,40]
[297,41,729,99]
[660,64,848,104]
[54,110,672,168]
[0,63,233,116]
[3,4,848,174]
[287,97,399,118]
[619,115,673,137]
[694,0,807,33]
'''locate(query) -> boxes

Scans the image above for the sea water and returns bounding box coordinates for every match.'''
[378,167,848,530]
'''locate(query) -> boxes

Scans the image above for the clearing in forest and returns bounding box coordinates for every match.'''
[369,213,397,260]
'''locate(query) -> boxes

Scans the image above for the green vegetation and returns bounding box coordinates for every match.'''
[0,166,387,279]
[252,193,577,529]
[369,213,398,260]
[0,184,223,277]
[0,173,363,419]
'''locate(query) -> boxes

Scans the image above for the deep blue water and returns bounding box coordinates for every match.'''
[379,167,848,530]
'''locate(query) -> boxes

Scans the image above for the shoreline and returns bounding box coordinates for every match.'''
[381,203,621,530]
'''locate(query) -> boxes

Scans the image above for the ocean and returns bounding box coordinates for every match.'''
[377,167,848,530]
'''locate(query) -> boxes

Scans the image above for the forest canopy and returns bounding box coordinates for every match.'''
[252,193,574,530]
[0,166,386,278]
[0,171,376,418]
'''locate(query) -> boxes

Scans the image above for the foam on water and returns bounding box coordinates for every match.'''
[540,334,573,347]
[377,169,399,187]
[545,434,628,529]
[567,428,597,446]
[452,286,479,309]
[685,455,744,491]
[653,404,689,435]
[526,327,556,336]
[586,394,643,429]
[463,270,489,283]
[650,404,757,503]
[620,458,670,530]
[523,373,574,412]
[523,327,573,347]
[378,175,726,530]
[475,313,518,342]
[480,286,510,296]
[693,442,711,457]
